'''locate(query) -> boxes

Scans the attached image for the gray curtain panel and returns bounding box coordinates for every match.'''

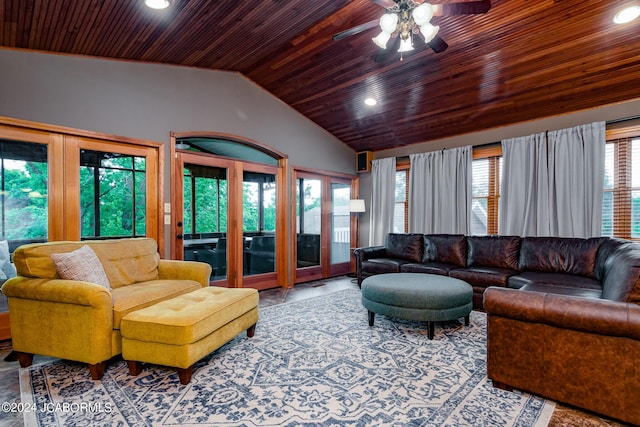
[369,157,396,246]
[499,132,550,237]
[547,121,605,238]
[499,121,605,238]
[408,146,472,234]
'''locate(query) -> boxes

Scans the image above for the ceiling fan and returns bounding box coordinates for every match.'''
[333,0,491,60]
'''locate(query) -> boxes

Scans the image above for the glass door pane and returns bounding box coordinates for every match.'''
[331,183,351,264]
[243,171,276,276]
[183,163,228,281]
[296,178,322,268]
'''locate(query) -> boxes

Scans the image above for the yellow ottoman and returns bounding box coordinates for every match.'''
[120,287,258,385]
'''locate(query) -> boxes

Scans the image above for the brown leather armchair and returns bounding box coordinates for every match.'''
[484,287,640,426]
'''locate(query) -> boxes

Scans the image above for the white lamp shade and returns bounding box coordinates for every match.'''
[398,37,414,53]
[379,13,399,33]
[349,199,366,213]
[145,0,170,9]
[412,3,434,26]
[420,23,439,43]
[372,31,391,49]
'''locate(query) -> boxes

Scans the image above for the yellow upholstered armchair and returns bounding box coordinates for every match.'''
[1,238,211,380]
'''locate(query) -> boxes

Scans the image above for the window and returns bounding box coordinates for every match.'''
[602,143,615,236]
[472,145,502,235]
[0,140,48,243]
[394,169,408,233]
[603,131,640,240]
[80,150,147,239]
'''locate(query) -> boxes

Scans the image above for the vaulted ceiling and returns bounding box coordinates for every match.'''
[1,0,639,152]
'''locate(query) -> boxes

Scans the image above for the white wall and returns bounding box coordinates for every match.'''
[357,97,640,244]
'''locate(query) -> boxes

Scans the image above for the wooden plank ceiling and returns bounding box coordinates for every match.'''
[1,0,639,152]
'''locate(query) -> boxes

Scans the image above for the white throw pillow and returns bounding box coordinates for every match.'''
[0,240,15,279]
[50,245,111,290]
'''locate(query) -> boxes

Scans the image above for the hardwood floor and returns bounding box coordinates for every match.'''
[0,276,628,427]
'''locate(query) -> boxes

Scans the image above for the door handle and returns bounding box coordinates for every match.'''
[177,234,183,239]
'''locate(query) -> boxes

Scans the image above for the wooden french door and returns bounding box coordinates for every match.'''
[293,170,357,284]
[172,151,286,290]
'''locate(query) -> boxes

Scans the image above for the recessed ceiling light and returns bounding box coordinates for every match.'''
[613,5,640,24]
[145,0,170,10]
[364,97,377,106]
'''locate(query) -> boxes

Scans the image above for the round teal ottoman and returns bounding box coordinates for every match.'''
[361,273,473,339]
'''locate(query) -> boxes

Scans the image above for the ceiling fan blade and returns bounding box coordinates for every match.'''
[374,36,401,63]
[332,19,379,41]
[440,0,491,15]
[428,35,448,53]
[371,0,396,9]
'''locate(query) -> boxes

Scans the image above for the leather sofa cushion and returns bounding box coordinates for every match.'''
[385,233,424,263]
[508,271,602,293]
[362,258,408,274]
[468,235,520,270]
[519,282,602,299]
[518,237,605,278]
[449,266,518,287]
[249,235,275,251]
[423,234,467,267]
[400,262,451,275]
[297,233,320,265]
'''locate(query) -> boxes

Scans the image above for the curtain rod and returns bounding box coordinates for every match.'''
[392,116,638,160]
[606,115,640,125]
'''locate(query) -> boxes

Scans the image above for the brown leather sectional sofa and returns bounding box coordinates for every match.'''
[354,233,640,425]
[355,233,640,309]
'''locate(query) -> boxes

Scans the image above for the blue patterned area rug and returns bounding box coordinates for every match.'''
[20,289,554,426]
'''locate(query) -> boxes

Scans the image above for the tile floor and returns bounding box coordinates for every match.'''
[0,276,628,427]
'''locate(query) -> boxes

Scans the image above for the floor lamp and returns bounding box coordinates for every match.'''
[349,199,366,248]
[349,199,366,280]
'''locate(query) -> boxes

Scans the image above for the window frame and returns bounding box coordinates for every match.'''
[605,124,640,241]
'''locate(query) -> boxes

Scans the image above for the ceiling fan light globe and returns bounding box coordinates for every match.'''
[398,37,414,53]
[379,13,399,33]
[372,31,391,49]
[420,23,439,43]
[412,3,434,26]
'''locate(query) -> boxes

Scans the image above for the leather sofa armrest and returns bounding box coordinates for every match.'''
[484,287,640,340]
[1,276,112,307]
[354,246,387,262]
[354,246,386,287]
[158,259,211,287]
